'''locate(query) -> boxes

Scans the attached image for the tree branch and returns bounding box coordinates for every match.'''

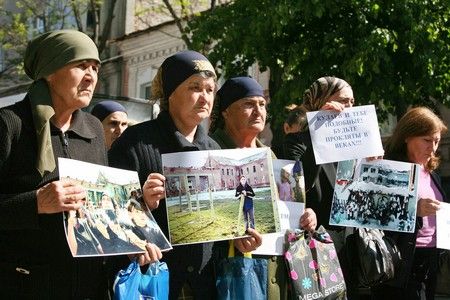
[97,0,117,55]
[162,0,192,48]
[70,0,84,31]
[89,0,99,44]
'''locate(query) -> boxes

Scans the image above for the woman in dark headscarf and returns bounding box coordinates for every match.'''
[91,100,129,150]
[0,29,160,299]
[109,50,260,299]
[210,76,317,300]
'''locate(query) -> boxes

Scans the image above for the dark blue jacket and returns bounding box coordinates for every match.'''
[235,183,255,211]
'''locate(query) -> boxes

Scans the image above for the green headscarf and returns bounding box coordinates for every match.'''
[24,29,100,176]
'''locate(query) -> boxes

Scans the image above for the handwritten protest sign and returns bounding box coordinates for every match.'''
[306,105,384,164]
[437,202,450,250]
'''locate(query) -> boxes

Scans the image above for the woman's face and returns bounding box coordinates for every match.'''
[326,85,355,108]
[240,177,247,185]
[406,131,441,166]
[46,60,99,111]
[222,96,267,137]
[168,74,215,128]
[130,207,147,227]
[102,111,128,149]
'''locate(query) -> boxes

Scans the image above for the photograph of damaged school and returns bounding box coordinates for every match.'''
[162,147,279,245]
[329,158,419,233]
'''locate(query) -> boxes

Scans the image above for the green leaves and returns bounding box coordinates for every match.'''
[187,0,450,128]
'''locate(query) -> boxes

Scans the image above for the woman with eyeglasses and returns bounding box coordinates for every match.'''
[280,76,358,298]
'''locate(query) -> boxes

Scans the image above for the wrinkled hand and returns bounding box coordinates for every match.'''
[129,243,163,266]
[417,198,441,217]
[300,208,317,231]
[36,179,86,214]
[320,101,346,112]
[234,228,262,253]
[143,173,166,210]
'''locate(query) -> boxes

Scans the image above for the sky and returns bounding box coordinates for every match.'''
[162,147,269,168]
[58,158,139,185]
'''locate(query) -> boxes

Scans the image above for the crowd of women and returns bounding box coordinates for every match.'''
[0,29,447,300]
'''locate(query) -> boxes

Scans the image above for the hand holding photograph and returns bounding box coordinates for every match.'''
[59,158,172,257]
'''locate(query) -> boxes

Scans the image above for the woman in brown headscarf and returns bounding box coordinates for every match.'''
[282,77,354,218]
[0,30,160,299]
[280,76,358,297]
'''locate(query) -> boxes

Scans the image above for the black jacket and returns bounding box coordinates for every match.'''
[109,110,222,299]
[0,97,110,299]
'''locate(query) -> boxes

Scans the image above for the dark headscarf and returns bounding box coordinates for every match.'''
[217,77,264,112]
[24,29,100,176]
[150,50,216,111]
[302,76,350,111]
[91,101,127,122]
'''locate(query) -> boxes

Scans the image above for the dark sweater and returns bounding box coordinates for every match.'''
[109,110,222,299]
[0,97,111,299]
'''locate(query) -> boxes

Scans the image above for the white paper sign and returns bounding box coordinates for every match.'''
[437,202,450,250]
[306,105,384,164]
[252,201,304,255]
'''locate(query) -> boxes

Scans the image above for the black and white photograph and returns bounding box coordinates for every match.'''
[59,158,172,257]
[329,158,419,233]
[162,148,279,245]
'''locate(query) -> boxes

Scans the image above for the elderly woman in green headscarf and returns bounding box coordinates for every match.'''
[0,30,160,299]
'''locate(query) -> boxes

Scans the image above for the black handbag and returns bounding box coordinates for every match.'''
[346,228,401,288]
[436,250,450,296]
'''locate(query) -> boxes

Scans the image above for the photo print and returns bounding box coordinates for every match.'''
[162,148,279,245]
[253,159,306,256]
[329,158,419,233]
[273,159,306,203]
[59,158,172,257]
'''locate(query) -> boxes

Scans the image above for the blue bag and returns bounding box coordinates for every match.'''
[216,242,268,300]
[113,260,169,300]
